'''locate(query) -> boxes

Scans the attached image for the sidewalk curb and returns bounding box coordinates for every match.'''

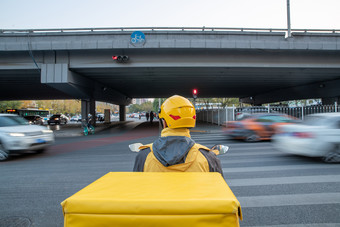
[53,122,130,138]
[52,121,224,138]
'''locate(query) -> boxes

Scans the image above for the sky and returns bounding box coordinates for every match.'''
[1,0,339,30]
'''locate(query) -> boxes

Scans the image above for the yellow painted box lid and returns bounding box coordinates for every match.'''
[61,172,242,227]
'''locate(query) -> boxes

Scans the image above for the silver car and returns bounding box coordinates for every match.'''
[272,113,340,163]
[0,114,55,161]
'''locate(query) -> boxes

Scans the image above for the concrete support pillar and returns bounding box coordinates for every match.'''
[81,99,96,126]
[89,99,96,126]
[119,105,126,122]
[104,109,111,123]
[81,100,90,123]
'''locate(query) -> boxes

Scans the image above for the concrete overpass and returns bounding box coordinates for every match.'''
[1,27,340,119]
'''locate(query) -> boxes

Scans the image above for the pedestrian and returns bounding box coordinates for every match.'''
[150,111,154,123]
[133,95,223,176]
[145,112,149,121]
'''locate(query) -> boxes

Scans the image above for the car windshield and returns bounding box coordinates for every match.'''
[0,115,29,127]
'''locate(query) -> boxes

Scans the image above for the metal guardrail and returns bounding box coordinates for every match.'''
[197,104,340,125]
[1,27,340,34]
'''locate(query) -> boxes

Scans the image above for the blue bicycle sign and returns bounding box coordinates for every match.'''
[130,31,146,46]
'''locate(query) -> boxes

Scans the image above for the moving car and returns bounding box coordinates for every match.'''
[0,114,55,161]
[47,114,69,125]
[224,113,297,142]
[272,113,340,163]
[128,113,136,118]
[70,116,77,122]
[23,115,44,125]
[96,113,104,122]
[43,115,50,122]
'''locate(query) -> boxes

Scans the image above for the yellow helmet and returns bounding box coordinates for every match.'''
[159,95,196,128]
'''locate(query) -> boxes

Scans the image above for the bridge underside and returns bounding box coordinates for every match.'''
[1,48,340,105]
[76,66,340,100]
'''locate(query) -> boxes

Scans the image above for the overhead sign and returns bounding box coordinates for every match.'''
[130,31,146,47]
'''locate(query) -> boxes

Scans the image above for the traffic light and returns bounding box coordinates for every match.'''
[112,55,129,63]
[192,89,198,99]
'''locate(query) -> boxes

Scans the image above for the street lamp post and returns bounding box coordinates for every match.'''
[287,0,292,37]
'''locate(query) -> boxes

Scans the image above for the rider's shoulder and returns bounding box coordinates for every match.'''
[138,144,152,155]
[139,144,152,150]
[193,143,210,152]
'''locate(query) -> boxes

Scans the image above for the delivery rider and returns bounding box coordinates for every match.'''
[133,95,224,176]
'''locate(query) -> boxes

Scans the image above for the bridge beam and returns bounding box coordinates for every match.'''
[41,64,92,99]
[240,78,340,105]
[41,63,131,106]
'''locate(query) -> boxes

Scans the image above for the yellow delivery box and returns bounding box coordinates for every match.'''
[61,172,242,227]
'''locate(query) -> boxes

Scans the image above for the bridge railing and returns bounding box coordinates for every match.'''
[197,104,340,125]
[1,27,340,35]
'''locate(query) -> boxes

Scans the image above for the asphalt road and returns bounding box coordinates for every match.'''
[1,121,339,227]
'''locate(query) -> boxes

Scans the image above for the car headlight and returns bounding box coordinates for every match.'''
[42,130,53,134]
[8,132,25,137]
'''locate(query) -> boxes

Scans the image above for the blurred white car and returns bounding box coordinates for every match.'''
[0,114,55,161]
[272,113,340,163]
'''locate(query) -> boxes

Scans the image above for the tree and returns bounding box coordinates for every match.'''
[153,98,166,112]
[214,98,239,108]
[128,104,141,113]
[189,97,241,110]
[128,101,154,113]
[96,102,118,114]
[1,99,120,116]
[21,100,36,108]
[0,101,22,112]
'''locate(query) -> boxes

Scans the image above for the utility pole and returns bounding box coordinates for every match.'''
[287,0,292,37]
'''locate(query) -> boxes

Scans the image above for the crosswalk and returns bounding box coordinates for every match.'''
[190,132,340,227]
[191,132,230,147]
